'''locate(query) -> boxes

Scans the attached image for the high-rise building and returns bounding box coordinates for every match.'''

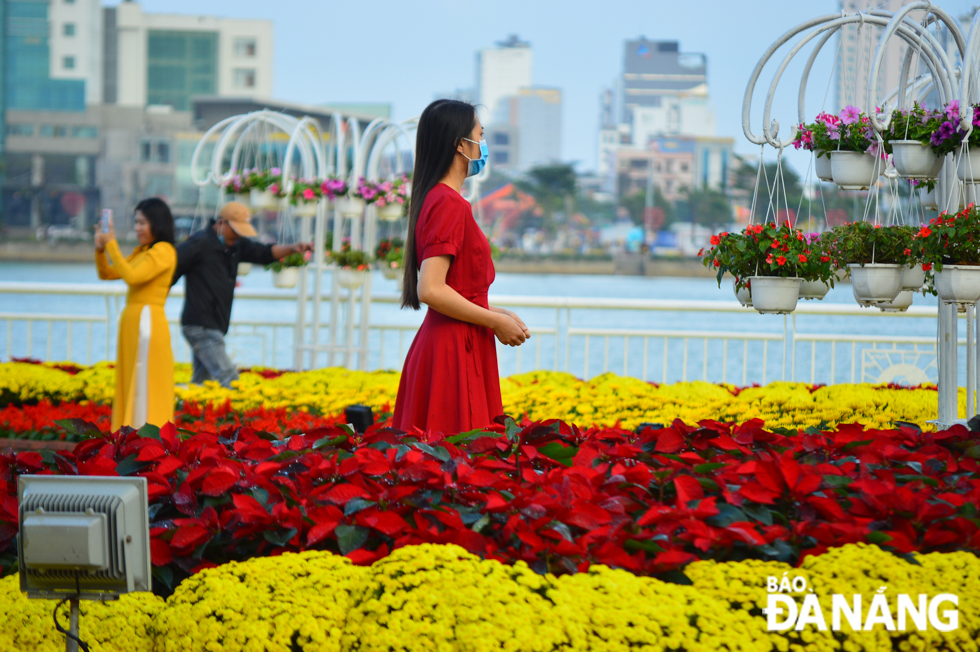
[105,2,273,110]
[835,0,920,112]
[619,39,707,123]
[487,86,562,171]
[476,35,532,125]
[3,0,101,112]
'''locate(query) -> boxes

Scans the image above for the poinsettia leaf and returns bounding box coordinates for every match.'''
[894,474,939,487]
[263,528,297,548]
[867,531,893,545]
[54,419,103,438]
[343,498,375,516]
[413,443,451,462]
[137,423,161,440]
[624,538,664,554]
[742,503,774,526]
[841,439,874,452]
[705,503,746,527]
[115,454,147,477]
[313,435,347,450]
[446,429,498,444]
[693,462,726,474]
[538,442,578,466]
[335,525,369,554]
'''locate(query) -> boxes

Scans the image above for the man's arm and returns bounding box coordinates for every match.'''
[239,238,312,265]
[171,237,197,286]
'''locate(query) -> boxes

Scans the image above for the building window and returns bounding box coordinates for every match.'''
[64,0,76,3]
[63,23,76,37]
[62,56,76,70]
[233,68,256,89]
[147,30,218,110]
[141,141,153,162]
[680,162,689,173]
[40,125,68,137]
[492,132,509,146]
[70,126,98,139]
[233,37,257,57]
[156,141,171,163]
[140,138,173,163]
[6,124,35,137]
[492,151,509,165]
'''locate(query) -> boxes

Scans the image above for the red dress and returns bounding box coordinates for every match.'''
[393,183,503,434]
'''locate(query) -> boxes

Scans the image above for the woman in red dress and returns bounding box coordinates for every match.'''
[393,100,530,434]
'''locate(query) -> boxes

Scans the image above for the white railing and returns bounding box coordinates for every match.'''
[0,280,963,386]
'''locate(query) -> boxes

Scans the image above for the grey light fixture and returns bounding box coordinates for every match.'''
[17,475,152,652]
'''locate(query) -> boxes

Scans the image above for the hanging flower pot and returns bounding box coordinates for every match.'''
[337,268,367,290]
[920,186,939,210]
[732,278,752,307]
[336,196,366,218]
[381,263,402,281]
[293,202,318,218]
[250,189,277,210]
[891,140,944,179]
[237,262,252,277]
[935,265,980,304]
[799,279,830,300]
[271,267,299,289]
[851,284,876,308]
[831,151,882,190]
[901,264,925,291]
[877,290,914,312]
[848,264,902,303]
[377,203,404,221]
[234,193,251,207]
[748,277,800,314]
[956,148,980,182]
[814,151,833,182]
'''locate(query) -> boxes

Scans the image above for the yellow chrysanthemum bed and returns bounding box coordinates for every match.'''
[0,543,977,651]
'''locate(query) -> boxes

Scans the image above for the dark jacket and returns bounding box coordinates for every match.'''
[172,221,275,334]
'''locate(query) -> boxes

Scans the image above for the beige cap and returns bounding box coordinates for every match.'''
[219,202,258,237]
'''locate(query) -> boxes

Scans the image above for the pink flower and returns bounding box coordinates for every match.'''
[302,188,315,200]
[840,105,861,125]
[945,100,961,121]
[269,183,280,195]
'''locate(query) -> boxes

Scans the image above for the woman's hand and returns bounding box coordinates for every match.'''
[93,225,115,252]
[492,313,527,347]
[502,309,530,340]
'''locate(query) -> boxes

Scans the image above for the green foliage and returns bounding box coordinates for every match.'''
[916,207,980,269]
[264,251,308,273]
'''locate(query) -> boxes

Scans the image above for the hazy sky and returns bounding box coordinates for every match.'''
[110,0,979,176]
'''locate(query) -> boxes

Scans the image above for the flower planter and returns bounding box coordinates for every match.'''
[237,262,252,277]
[831,151,882,190]
[814,151,833,182]
[377,203,404,221]
[293,202,318,218]
[747,276,800,314]
[848,264,902,303]
[337,268,367,290]
[891,140,944,179]
[901,264,925,291]
[336,196,365,218]
[851,284,876,308]
[799,279,830,300]
[877,290,914,313]
[234,193,251,207]
[920,187,939,210]
[381,263,402,281]
[250,189,277,210]
[956,148,980,182]
[935,265,980,304]
[272,267,299,289]
[732,278,751,307]
[962,183,980,209]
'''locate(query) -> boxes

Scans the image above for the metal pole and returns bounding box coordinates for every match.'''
[66,598,79,652]
[0,0,7,221]
[968,303,976,418]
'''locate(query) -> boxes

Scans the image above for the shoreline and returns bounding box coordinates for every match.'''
[0,242,717,277]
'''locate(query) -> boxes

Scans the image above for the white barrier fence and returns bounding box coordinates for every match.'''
[0,281,959,386]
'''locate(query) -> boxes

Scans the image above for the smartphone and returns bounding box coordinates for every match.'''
[100,209,113,233]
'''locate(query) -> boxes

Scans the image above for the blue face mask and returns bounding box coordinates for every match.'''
[462,137,488,177]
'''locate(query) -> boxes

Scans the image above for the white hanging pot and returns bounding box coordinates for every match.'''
[891,140,944,179]
[851,284,876,308]
[293,201,318,218]
[234,193,251,207]
[381,263,403,281]
[377,203,404,221]
[877,290,914,312]
[732,278,751,307]
[935,265,980,304]
[920,186,939,210]
[237,262,252,277]
[956,148,980,182]
[272,267,299,289]
[250,189,277,210]
[848,263,902,302]
[814,151,833,182]
[799,279,830,300]
[337,268,367,290]
[901,264,925,291]
[748,276,800,314]
[336,196,366,218]
[831,151,882,190]
[961,183,980,209]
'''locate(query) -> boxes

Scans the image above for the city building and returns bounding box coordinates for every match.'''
[834,0,918,112]
[476,35,532,126]
[619,39,707,124]
[615,135,734,202]
[486,86,562,171]
[105,1,273,110]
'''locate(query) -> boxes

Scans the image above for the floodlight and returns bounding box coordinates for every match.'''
[17,476,152,651]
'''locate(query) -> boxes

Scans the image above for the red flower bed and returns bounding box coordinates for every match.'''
[2,418,979,595]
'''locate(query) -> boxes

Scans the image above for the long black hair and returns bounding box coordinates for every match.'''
[401,99,477,310]
[135,197,175,246]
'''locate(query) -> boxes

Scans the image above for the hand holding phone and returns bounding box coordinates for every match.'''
[100,209,113,233]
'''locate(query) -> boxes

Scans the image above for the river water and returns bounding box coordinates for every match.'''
[0,261,947,385]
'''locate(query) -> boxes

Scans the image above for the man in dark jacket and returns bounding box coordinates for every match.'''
[172,202,312,387]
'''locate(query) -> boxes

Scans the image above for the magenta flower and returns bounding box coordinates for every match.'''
[839,105,861,125]
[945,100,960,121]
[826,124,840,140]
[302,188,315,200]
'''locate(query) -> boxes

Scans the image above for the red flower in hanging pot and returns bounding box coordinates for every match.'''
[798,254,807,263]
[766,254,774,264]
[918,226,932,238]
[710,235,721,245]
[713,258,721,267]
[923,263,933,270]
[776,256,787,266]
